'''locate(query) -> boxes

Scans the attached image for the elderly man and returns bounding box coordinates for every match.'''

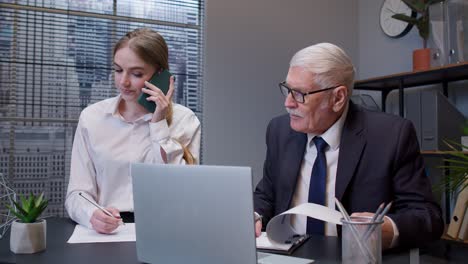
[253,43,443,250]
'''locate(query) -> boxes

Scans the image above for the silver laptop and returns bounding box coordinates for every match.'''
[131,163,313,264]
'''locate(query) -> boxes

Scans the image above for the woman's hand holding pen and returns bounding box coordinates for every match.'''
[90,207,122,234]
[143,76,175,123]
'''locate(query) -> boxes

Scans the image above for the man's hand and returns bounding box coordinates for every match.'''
[255,220,262,237]
[90,207,122,234]
[351,212,394,250]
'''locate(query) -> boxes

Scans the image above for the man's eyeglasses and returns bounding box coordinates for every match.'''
[279,81,341,103]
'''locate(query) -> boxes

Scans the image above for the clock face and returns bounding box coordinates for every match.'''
[380,0,415,38]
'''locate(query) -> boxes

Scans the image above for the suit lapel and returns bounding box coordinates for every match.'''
[335,103,366,201]
[281,129,307,211]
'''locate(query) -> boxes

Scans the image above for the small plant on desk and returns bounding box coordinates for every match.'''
[7,192,49,254]
[7,192,48,223]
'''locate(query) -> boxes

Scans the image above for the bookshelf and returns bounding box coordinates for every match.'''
[354,62,468,116]
[355,64,468,235]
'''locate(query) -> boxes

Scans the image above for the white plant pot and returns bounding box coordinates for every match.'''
[10,219,47,254]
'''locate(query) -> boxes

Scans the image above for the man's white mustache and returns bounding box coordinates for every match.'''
[286,108,304,118]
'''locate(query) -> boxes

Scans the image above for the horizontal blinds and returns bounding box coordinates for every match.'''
[0,1,204,120]
[0,0,204,217]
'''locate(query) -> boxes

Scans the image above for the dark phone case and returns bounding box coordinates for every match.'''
[137,69,173,113]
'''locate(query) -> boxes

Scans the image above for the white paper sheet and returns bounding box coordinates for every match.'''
[256,232,293,251]
[67,223,136,243]
[265,203,342,247]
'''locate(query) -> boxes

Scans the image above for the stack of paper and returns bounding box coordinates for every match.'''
[67,223,136,244]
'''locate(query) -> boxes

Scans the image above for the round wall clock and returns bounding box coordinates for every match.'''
[380,0,416,38]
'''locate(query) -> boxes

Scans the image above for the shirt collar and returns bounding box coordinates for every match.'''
[104,95,121,116]
[105,94,152,122]
[307,103,349,151]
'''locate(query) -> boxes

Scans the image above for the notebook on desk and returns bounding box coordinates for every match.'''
[256,232,309,255]
[131,163,313,264]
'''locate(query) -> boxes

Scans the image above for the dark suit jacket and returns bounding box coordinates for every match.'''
[254,102,444,249]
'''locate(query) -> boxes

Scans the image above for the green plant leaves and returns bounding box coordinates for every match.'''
[434,140,468,195]
[392,14,418,25]
[393,0,446,48]
[7,192,48,223]
[35,192,44,207]
[417,16,429,41]
[401,0,425,13]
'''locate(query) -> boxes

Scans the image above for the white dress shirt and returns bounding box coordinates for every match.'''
[65,95,201,228]
[290,105,348,236]
[289,104,399,247]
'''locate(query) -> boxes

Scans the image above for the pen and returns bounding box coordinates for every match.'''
[335,198,376,263]
[78,192,124,225]
[370,203,385,223]
[363,201,393,242]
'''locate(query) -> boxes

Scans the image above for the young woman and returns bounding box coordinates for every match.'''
[65,28,201,233]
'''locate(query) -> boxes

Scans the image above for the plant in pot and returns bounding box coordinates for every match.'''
[436,141,468,195]
[436,140,468,239]
[6,192,48,254]
[392,0,446,71]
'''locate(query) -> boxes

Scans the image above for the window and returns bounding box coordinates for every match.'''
[0,0,205,217]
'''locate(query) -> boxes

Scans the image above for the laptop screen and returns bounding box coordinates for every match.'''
[131,163,257,264]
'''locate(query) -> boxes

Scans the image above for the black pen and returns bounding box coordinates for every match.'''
[79,192,124,225]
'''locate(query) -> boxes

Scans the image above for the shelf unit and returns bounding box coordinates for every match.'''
[355,63,468,224]
[354,62,468,116]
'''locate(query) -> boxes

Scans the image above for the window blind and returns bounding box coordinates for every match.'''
[0,0,205,217]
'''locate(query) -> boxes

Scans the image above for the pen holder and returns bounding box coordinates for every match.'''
[341,216,383,264]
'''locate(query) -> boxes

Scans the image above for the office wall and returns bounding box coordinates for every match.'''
[357,0,421,79]
[357,0,468,116]
[203,0,358,185]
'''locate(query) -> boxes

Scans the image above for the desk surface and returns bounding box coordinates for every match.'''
[0,218,466,264]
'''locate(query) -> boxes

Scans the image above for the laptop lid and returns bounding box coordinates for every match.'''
[131,163,257,264]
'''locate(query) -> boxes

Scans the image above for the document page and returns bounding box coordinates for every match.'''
[67,223,136,243]
[265,203,342,247]
[256,232,293,251]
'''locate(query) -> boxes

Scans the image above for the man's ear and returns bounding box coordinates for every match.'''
[332,86,348,112]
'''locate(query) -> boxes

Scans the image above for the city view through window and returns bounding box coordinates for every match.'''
[0,0,204,218]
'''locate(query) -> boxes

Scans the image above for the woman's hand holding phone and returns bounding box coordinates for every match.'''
[142,76,175,123]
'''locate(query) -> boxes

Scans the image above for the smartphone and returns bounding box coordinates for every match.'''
[137,69,173,113]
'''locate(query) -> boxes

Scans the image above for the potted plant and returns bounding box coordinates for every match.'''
[437,141,468,195]
[392,0,446,71]
[6,192,48,254]
[436,140,468,239]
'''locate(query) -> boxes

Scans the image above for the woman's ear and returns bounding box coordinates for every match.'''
[332,86,348,112]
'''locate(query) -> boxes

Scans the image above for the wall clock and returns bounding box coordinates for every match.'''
[380,0,416,38]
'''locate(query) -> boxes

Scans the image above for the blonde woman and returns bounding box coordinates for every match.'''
[65,28,201,233]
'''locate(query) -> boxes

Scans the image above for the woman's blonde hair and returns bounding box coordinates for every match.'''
[114,28,195,164]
